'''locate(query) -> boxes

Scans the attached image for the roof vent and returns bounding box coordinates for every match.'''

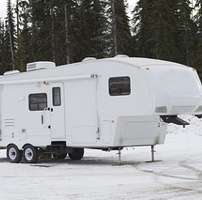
[26,61,56,71]
[82,57,97,62]
[114,54,129,58]
[4,70,20,76]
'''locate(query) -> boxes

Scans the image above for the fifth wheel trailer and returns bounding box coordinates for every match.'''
[0,55,202,163]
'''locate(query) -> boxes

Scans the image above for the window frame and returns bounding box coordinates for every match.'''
[108,76,131,96]
[28,93,48,111]
[52,87,61,106]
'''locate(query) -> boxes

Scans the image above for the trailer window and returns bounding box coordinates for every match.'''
[29,93,47,111]
[52,87,61,106]
[109,76,131,96]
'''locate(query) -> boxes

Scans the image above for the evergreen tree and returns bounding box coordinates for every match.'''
[132,0,196,64]
[176,0,197,66]
[195,0,202,73]
[0,20,5,74]
[29,0,53,62]
[132,0,154,57]
[3,21,13,72]
[89,0,109,58]
[2,0,200,72]
[148,0,180,61]
[71,0,92,61]
[14,35,29,72]
[4,0,16,72]
[70,0,109,62]
[14,0,30,71]
[53,0,78,65]
[110,0,133,56]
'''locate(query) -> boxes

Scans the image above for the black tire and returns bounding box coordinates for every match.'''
[68,148,84,160]
[53,153,67,160]
[7,144,22,163]
[23,145,38,163]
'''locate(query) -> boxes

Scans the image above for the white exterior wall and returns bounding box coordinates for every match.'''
[143,65,202,115]
[62,61,165,148]
[65,78,98,145]
[0,83,52,148]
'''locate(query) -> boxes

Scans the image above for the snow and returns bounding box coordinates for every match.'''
[1,115,202,200]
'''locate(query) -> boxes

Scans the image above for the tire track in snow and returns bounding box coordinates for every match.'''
[133,162,202,199]
[135,164,198,181]
[179,161,202,173]
[179,161,202,181]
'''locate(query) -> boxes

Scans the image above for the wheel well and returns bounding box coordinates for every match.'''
[22,143,33,149]
[7,143,19,149]
[7,143,35,150]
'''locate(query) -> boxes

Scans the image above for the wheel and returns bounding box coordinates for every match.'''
[53,153,67,159]
[7,144,22,163]
[23,145,38,163]
[68,148,84,160]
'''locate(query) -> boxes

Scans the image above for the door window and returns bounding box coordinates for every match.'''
[52,87,61,106]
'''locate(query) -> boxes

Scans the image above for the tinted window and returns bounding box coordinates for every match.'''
[29,93,47,111]
[109,76,131,96]
[52,87,61,106]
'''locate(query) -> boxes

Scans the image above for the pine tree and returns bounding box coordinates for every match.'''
[14,0,30,71]
[29,0,53,62]
[110,0,133,56]
[149,0,180,61]
[0,20,5,74]
[176,0,197,66]
[89,0,109,58]
[52,0,80,64]
[61,0,109,62]
[53,0,78,64]
[3,21,13,72]
[132,0,196,64]
[195,0,202,74]
[77,0,92,59]
[5,0,16,71]
[14,35,29,72]
[132,0,154,57]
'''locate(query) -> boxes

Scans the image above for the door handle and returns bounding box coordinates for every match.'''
[41,115,44,124]
[47,107,53,112]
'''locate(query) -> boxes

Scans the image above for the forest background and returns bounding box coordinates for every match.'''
[0,0,202,79]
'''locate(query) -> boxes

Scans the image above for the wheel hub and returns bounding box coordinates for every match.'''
[9,148,17,160]
[25,148,33,161]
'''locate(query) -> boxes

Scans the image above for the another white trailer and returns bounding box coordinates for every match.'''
[0,55,202,163]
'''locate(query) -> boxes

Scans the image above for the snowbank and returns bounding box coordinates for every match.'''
[167,115,202,136]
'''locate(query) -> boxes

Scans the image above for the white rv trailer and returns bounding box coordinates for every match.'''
[0,55,202,163]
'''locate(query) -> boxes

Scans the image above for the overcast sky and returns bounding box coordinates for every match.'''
[0,0,138,20]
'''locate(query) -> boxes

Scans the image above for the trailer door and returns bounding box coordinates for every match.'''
[49,83,66,139]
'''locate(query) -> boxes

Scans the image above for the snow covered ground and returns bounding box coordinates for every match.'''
[1,115,202,200]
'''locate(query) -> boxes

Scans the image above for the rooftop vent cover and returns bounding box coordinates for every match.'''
[4,70,20,76]
[114,54,129,58]
[27,61,56,71]
[82,57,97,62]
